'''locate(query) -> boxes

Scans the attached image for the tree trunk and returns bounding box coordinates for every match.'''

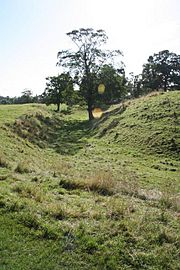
[164,76,168,91]
[56,103,60,112]
[87,99,94,121]
[88,107,94,120]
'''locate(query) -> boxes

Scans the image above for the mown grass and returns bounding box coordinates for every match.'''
[0,92,180,269]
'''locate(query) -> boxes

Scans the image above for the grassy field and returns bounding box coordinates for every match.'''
[0,91,180,269]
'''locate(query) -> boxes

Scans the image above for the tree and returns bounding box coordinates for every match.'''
[19,89,33,103]
[42,73,73,112]
[98,65,127,104]
[57,28,123,120]
[127,73,142,98]
[142,50,180,91]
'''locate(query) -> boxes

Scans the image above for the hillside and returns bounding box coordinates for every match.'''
[94,91,180,157]
[0,92,180,270]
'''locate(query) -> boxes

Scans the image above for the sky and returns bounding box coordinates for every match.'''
[0,0,180,97]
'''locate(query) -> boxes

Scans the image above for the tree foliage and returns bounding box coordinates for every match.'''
[57,28,123,120]
[20,89,33,103]
[42,73,73,111]
[98,65,127,103]
[142,50,180,91]
[127,73,142,98]
[0,90,39,104]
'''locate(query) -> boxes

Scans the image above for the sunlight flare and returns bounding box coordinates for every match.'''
[92,108,103,118]
[98,84,105,94]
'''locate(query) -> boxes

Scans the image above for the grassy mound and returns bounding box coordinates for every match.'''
[11,110,61,148]
[94,91,180,158]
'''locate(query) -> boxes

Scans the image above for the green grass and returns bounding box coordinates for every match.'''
[0,92,180,269]
[94,91,180,157]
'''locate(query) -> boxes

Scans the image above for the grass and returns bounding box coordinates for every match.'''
[0,92,180,269]
[95,91,180,157]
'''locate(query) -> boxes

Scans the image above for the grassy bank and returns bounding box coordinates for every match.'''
[0,91,180,269]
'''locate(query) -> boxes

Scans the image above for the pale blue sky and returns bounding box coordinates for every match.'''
[0,0,180,96]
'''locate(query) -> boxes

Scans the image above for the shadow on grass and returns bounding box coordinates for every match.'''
[49,119,92,155]
[11,112,94,156]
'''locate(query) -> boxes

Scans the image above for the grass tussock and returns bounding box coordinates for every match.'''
[43,202,67,220]
[160,193,180,212]
[14,161,32,174]
[18,211,41,230]
[0,174,9,181]
[17,210,61,239]
[60,170,117,195]
[117,173,139,197]
[106,198,129,220]
[0,155,9,168]
[159,179,180,211]
[50,160,72,176]
[85,170,117,195]
[0,196,25,212]
[12,183,45,202]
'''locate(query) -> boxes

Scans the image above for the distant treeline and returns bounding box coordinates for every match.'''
[0,90,41,105]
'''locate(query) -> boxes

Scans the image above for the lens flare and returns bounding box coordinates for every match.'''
[98,84,105,94]
[92,108,103,119]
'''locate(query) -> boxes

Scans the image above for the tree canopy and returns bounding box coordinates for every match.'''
[142,50,180,91]
[98,65,127,104]
[42,73,73,112]
[57,28,124,120]
[38,28,180,115]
